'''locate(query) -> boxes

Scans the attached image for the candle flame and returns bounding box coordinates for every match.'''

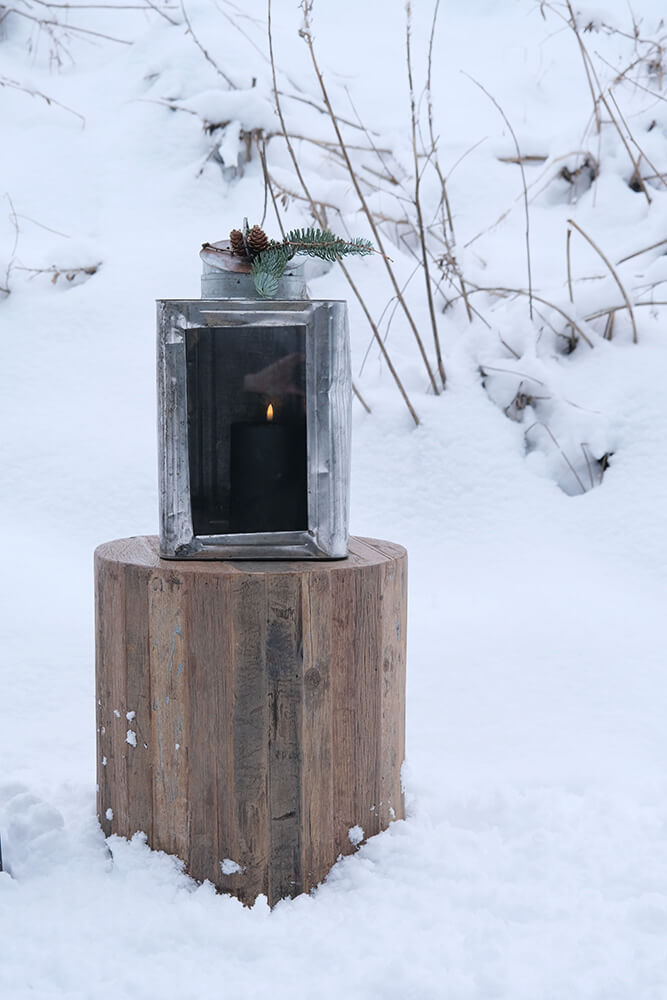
[266,402,274,422]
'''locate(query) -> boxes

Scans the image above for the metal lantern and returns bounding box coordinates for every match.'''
[157,243,351,560]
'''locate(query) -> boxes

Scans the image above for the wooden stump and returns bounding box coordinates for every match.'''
[95,535,407,905]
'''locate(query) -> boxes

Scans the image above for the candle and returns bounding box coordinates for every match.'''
[229,403,307,533]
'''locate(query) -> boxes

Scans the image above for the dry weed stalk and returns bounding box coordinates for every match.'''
[462,73,534,320]
[424,0,473,322]
[0,3,133,46]
[180,0,238,88]
[461,282,594,348]
[525,420,587,494]
[14,262,101,283]
[266,0,416,422]
[617,236,667,264]
[406,1,445,387]
[0,74,85,123]
[545,1,661,202]
[299,0,440,398]
[567,218,638,343]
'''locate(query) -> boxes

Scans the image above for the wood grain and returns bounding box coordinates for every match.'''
[95,535,406,906]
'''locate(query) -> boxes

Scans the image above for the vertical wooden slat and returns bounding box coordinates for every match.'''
[124,564,153,840]
[266,573,303,905]
[95,553,115,838]
[212,575,236,889]
[185,572,238,885]
[377,550,407,825]
[330,567,357,860]
[228,573,269,903]
[149,570,189,858]
[354,561,383,842]
[99,555,129,836]
[300,569,334,891]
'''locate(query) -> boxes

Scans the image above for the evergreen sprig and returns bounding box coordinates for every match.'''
[244,225,373,297]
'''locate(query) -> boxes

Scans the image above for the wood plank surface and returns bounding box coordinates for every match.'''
[95,535,407,905]
[266,573,303,904]
[149,569,189,857]
[300,569,334,891]
[229,573,269,902]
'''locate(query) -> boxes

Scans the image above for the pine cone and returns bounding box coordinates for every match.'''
[247,225,269,256]
[229,228,246,256]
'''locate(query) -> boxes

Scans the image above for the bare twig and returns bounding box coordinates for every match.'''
[525,420,586,494]
[467,283,595,348]
[0,75,85,124]
[352,383,372,414]
[425,0,473,323]
[14,262,101,282]
[2,195,19,295]
[566,226,574,304]
[564,0,602,133]
[277,90,381,134]
[267,0,419,425]
[597,91,652,204]
[617,236,667,264]
[0,6,132,43]
[180,0,238,88]
[299,1,440,396]
[585,300,667,321]
[406,2,445,387]
[497,155,548,165]
[567,217,638,343]
[607,90,667,190]
[462,72,533,320]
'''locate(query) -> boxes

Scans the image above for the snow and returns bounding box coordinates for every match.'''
[2,0,667,996]
[348,825,364,847]
[220,858,244,876]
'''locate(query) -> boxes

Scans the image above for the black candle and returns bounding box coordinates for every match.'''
[230,408,307,533]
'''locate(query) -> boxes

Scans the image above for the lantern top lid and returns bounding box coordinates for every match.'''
[199,240,308,301]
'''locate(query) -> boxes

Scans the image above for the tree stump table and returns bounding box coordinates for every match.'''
[95,535,407,906]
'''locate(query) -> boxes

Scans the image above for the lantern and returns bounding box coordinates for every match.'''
[157,242,351,559]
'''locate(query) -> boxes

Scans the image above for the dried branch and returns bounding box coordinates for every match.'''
[462,72,533,320]
[180,0,238,88]
[267,0,419,425]
[465,283,595,348]
[563,0,602,133]
[617,236,667,264]
[585,300,667,321]
[0,75,85,124]
[525,420,586,494]
[299,1,440,397]
[352,383,372,414]
[567,218,637,343]
[597,93,652,204]
[14,262,101,283]
[406,2,445,387]
[0,5,132,43]
[566,226,574,304]
[425,0,473,323]
[607,90,667,190]
[2,195,19,296]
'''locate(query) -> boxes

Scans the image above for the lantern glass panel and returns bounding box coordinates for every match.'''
[185,325,307,536]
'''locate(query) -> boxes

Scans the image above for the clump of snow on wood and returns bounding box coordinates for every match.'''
[220,858,243,876]
[347,825,364,847]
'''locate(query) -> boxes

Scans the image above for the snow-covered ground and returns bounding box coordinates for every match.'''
[2,1,667,996]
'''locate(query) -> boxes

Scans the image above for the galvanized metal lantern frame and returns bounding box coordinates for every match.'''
[157,295,351,560]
